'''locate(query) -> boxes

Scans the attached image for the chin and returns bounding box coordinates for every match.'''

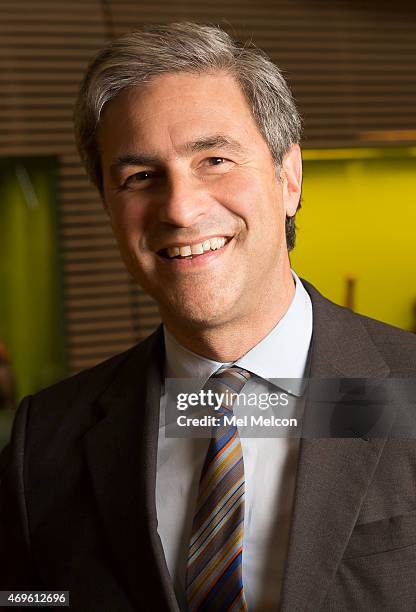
[159,291,237,330]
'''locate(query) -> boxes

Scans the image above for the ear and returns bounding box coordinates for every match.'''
[281,144,302,217]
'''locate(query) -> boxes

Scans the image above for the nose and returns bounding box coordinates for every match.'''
[157,168,211,228]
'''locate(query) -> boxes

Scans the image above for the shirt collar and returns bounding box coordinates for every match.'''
[164,271,312,396]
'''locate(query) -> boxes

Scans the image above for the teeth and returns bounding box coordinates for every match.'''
[191,243,204,255]
[165,237,228,258]
[167,246,180,258]
[179,245,192,257]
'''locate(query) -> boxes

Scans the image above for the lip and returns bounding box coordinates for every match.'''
[156,236,234,270]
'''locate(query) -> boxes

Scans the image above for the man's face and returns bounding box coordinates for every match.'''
[99,71,301,329]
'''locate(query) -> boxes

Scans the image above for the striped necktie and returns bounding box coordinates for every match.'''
[186,366,252,612]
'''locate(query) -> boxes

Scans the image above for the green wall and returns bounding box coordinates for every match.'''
[0,157,67,404]
[291,148,416,332]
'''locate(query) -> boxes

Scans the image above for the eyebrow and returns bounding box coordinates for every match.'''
[183,134,245,155]
[110,134,245,172]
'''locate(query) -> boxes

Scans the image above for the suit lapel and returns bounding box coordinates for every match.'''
[84,326,180,611]
[280,281,391,611]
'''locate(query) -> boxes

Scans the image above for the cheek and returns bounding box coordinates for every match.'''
[209,173,259,216]
[212,172,282,227]
[108,200,150,246]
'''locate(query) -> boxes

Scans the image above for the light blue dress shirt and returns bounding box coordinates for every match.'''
[156,271,313,610]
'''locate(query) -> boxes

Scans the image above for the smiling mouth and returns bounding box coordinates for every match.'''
[157,236,231,260]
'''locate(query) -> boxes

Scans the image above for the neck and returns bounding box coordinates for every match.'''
[162,269,296,363]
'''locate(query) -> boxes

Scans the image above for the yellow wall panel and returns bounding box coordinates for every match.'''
[291,148,416,332]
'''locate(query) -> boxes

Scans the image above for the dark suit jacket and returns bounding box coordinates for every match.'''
[1,280,416,611]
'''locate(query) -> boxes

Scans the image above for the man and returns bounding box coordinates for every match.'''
[1,22,416,612]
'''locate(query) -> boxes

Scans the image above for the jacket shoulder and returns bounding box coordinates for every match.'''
[31,326,161,406]
[354,312,416,375]
[301,277,416,377]
[32,343,136,406]
[16,326,163,441]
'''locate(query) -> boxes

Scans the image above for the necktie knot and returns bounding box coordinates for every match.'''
[206,366,252,415]
[213,366,252,389]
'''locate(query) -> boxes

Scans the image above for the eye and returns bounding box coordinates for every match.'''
[122,170,157,190]
[200,157,233,173]
[207,157,226,166]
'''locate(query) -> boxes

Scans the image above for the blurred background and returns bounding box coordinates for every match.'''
[0,0,415,447]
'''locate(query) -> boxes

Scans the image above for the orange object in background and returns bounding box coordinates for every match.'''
[344,275,357,311]
[0,342,15,411]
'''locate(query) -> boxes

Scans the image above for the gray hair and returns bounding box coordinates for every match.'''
[74,22,302,250]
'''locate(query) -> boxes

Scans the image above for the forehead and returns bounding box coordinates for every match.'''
[98,71,267,158]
